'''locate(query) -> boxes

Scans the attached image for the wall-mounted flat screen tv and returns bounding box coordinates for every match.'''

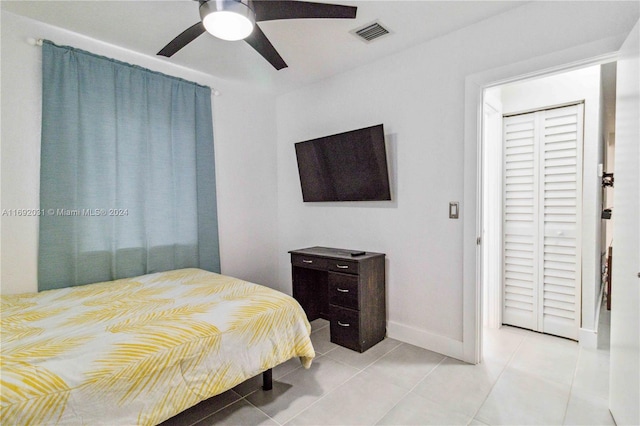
[294,124,391,202]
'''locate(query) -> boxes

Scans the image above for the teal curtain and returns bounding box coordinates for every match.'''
[39,41,220,291]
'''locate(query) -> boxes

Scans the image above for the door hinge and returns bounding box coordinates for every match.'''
[477,237,482,245]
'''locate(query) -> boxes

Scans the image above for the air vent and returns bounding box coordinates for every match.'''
[351,21,392,43]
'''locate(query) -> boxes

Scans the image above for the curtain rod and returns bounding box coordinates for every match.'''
[26,37,221,96]
[27,37,43,46]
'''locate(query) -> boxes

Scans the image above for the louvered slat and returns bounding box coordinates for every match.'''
[544,294,576,306]
[544,282,575,296]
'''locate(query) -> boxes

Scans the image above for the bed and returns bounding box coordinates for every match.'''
[0,268,315,425]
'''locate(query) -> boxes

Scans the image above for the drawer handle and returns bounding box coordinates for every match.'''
[337,288,349,293]
[337,321,350,327]
[302,259,313,264]
[336,264,349,269]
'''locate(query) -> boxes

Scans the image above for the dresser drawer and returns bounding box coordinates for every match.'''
[328,272,359,310]
[329,305,360,351]
[291,254,327,270]
[328,259,359,274]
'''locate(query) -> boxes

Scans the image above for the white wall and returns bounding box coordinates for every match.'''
[500,66,603,339]
[0,11,279,294]
[2,1,638,361]
[275,1,637,358]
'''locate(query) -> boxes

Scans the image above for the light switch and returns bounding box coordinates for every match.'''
[449,202,459,219]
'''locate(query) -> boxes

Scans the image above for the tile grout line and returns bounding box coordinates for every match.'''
[190,391,249,426]
[282,367,366,425]
[256,321,339,425]
[283,341,406,425]
[561,344,582,425]
[196,356,311,426]
[241,320,333,425]
[177,329,522,426]
[241,356,327,426]
[178,321,349,425]
[369,354,448,426]
[468,330,529,425]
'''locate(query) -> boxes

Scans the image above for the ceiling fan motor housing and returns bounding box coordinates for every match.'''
[199,0,256,41]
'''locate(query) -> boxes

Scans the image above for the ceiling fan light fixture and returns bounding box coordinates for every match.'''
[200,0,255,41]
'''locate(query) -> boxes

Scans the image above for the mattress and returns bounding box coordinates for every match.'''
[0,268,315,425]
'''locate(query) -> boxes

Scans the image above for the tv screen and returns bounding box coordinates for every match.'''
[294,124,391,202]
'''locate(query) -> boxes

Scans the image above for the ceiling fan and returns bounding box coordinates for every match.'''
[158,0,358,70]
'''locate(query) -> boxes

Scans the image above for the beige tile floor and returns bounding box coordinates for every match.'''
[162,314,613,426]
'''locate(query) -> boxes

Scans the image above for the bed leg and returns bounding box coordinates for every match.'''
[262,369,273,391]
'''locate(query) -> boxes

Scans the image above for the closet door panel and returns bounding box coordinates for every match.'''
[502,112,539,331]
[541,104,583,340]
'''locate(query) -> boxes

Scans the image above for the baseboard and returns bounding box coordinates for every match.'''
[579,285,604,349]
[579,327,598,349]
[387,320,465,362]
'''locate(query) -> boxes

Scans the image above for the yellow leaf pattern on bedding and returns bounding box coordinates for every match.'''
[0,323,44,342]
[0,361,71,425]
[62,287,174,326]
[229,301,299,344]
[147,268,211,285]
[1,297,37,311]
[106,303,218,333]
[53,280,143,302]
[86,322,221,403]
[81,285,170,306]
[0,268,315,426]
[137,374,202,426]
[2,306,70,324]
[183,278,255,299]
[2,336,92,363]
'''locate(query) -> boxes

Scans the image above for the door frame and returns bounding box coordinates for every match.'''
[482,93,502,330]
[462,40,619,363]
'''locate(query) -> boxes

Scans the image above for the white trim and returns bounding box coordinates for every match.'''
[463,35,622,364]
[387,321,464,361]
[479,51,619,90]
[579,328,598,349]
[579,282,606,349]
[482,95,503,330]
[503,99,587,118]
[463,78,483,364]
[595,281,604,332]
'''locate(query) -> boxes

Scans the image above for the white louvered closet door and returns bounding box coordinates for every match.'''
[502,104,583,340]
[503,112,539,332]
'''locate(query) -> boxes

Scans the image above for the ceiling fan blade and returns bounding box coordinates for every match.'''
[158,22,206,57]
[244,24,288,70]
[251,1,357,22]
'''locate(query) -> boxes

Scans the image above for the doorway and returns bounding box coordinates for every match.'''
[481,64,615,345]
[502,103,584,340]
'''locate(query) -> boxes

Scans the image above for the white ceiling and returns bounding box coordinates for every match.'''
[2,1,526,93]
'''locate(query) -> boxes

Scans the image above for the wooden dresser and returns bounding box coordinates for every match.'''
[289,246,386,352]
